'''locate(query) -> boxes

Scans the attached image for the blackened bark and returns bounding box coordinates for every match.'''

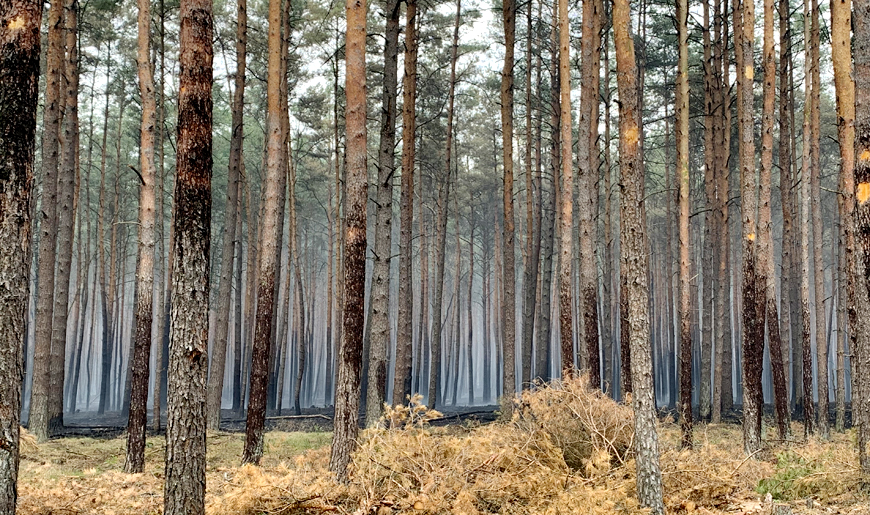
[163,0,212,512]
[502,0,518,403]
[0,0,40,510]
[852,0,870,472]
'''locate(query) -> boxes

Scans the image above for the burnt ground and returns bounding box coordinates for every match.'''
[54,401,849,439]
[58,404,504,438]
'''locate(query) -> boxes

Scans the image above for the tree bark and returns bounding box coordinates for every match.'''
[759,0,791,440]
[47,0,78,437]
[852,0,870,470]
[30,0,66,442]
[365,0,399,425]
[809,0,828,437]
[329,0,367,480]
[579,0,601,388]
[737,0,765,454]
[393,0,417,407]
[0,0,40,509]
[800,0,816,436]
[207,0,245,431]
[613,0,664,507]
[502,0,518,404]
[557,0,573,377]
[676,0,692,449]
[242,0,285,464]
[163,0,212,509]
[829,0,855,435]
[125,0,158,472]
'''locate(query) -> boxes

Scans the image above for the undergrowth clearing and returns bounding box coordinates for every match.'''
[16,378,870,514]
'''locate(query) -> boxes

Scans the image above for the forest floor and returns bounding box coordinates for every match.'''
[16,389,870,514]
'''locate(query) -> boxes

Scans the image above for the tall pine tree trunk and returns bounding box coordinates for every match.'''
[759,0,791,439]
[0,0,41,509]
[852,0,870,470]
[207,0,246,431]
[393,0,418,407]
[557,0,573,376]
[829,0,856,434]
[613,0,664,506]
[30,0,66,442]
[163,0,213,508]
[676,0,692,449]
[125,0,158,471]
[737,0,765,454]
[330,0,367,479]
[242,0,285,464]
[502,0,518,403]
[579,0,601,387]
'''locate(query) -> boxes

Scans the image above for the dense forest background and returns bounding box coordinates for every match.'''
[12,0,853,440]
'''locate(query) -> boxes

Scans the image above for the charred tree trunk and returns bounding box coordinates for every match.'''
[163,0,213,509]
[736,0,765,454]
[613,0,664,507]
[852,0,870,471]
[759,0,791,439]
[0,0,40,509]
[557,0,573,377]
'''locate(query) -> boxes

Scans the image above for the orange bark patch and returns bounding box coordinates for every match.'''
[8,16,25,30]
[858,182,870,205]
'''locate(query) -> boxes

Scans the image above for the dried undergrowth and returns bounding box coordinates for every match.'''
[15,384,870,515]
[513,375,635,472]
